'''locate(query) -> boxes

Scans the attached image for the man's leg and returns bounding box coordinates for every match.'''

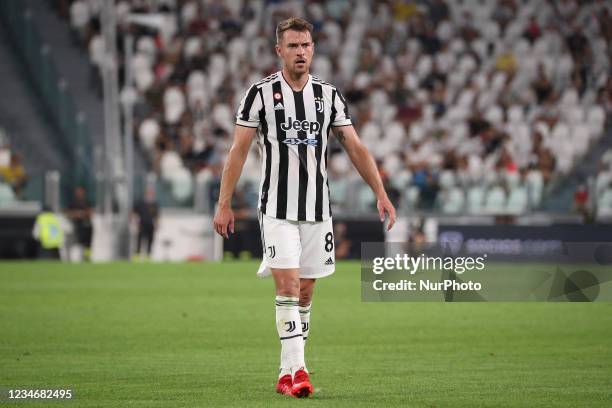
[272,268,305,376]
[145,226,154,257]
[259,213,313,397]
[299,278,316,344]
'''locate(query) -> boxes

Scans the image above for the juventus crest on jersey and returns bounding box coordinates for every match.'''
[235,71,351,222]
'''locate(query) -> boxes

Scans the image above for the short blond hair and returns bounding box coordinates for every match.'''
[276,17,313,44]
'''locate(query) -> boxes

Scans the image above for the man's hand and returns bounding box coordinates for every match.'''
[214,206,235,239]
[377,196,396,231]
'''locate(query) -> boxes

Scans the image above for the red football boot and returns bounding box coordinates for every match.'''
[291,369,314,398]
[276,374,292,395]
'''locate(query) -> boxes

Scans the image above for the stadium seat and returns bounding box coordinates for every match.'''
[0,182,16,205]
[483,170,500,188]
[163,86,186,125]
[552,122,570,141]
[134,68,154,92]
[566,106,584,126]
[526,170,544,208]
[472,39,488,61]
[416,55,433,79]
[597,188,612,218]
[466,186,485,214]
[390,169,412,192]
[382,154,403,176]
[490,71,507,92]
[560,88,579,108]
[160,151,184,181]
[0,147,9,167]
[212,104,234,135]
[404,186,420,211]
[138,119,160,152]
[457,88,476,108]
[438,170,456,190]
[586,105,605,137]
[484,105,504,125]
[504,171,521,189]
[595,172,612,199]
[440,187,465,214]
[484,185,507,214]
[506,186,528,214]
[508,105,524,124]
[513,38,531,59]
[357,184,376,213]
[136,36,157,60]
[571,124,590,157]
[555,53,574,83]
[169,167,194,203]
[328,178,349,209]
[180,1,198,27]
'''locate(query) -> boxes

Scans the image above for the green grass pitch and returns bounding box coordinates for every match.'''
[1,261,611,407]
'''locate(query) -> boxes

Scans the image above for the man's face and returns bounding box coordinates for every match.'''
[276,29,314,75]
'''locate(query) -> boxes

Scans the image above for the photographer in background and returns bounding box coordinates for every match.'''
[133,186,159,261]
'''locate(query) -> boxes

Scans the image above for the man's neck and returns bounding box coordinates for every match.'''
[282,67,309,92]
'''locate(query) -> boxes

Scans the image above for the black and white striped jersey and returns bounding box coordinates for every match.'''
[235,71,351,222]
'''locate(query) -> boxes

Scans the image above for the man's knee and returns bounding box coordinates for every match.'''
[274,270,300,297]
[299,279,316,306]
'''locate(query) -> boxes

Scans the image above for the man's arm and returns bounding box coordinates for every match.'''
[332,125,396,230]
[213,125,257,238]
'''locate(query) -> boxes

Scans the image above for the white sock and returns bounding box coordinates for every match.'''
[276,296,305,378]
[299,303,311,345]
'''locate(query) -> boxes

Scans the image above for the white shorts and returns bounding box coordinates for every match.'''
[256,212,335,279]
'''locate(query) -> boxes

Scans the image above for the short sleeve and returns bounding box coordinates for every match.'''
[235,84,262,128]
[331,89,352,127]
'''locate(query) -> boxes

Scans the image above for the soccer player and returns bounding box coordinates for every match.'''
[213,17,396,398]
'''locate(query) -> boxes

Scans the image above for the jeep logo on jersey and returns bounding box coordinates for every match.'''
[280,117,321,134]
[282,138,318,146]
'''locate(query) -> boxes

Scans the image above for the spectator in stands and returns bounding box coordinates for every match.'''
[52,0,610,219]
[523,16,542,44]
[0,153,27,197]
[494,45,517,74]
[573,183,591,223]
[412,167,439,210]
[531,64,554,104]
[69,0,89,45]
[566,26,589,61]
[133,186,159,261]
[65,186,93,261]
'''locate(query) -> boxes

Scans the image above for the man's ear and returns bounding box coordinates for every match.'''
[275,44,282,58]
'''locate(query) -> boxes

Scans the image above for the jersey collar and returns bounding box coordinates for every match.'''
[279,70,311,93]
